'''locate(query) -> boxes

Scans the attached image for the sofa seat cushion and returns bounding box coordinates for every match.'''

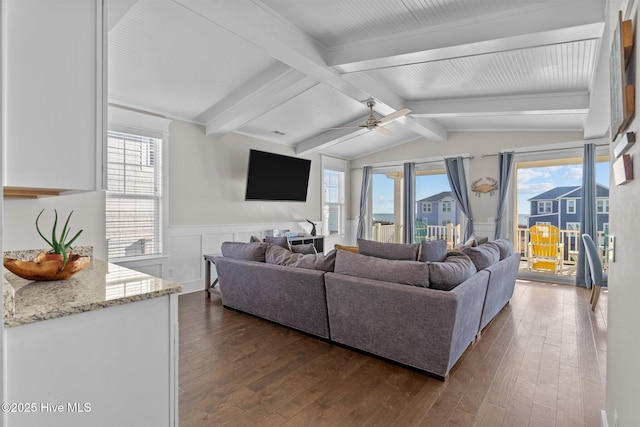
[428,252,477,291]
[221,241,269,262]
[357,238,419,261]
[266,244,336,272]
[492,239,515,260]
[462,242,501,270]
[419,239,447,262]
[334,250,429,287]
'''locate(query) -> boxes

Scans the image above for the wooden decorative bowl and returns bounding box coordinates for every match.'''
[3,252,91,281]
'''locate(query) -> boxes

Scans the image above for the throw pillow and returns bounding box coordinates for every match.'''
[334,250,429,287]
[428,252,477,291]
[334,244,359,253]
[249,235,262,243]
[265,245,336,272]
[419,239,447,262]
[492,239,514,260]
[221,242,269,262]
[476,236,489,245]
[290,243,317,254]
[357,238,420,261]
[265,236,290,249]
[462,242,500,270]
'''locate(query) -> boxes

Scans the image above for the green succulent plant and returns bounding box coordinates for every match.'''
[36,209,84,269]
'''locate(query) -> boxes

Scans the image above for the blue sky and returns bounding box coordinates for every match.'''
[372,162,610,215]
[517,162,609,215]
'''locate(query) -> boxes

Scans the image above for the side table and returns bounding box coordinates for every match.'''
[203,254,221,299]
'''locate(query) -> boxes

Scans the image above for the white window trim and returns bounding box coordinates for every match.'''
[597,199,610,213]
[107,107,170,260]
[538,200,552,214]
[321,156,348,238]
[566,199,576,214]
[566,222,580,231]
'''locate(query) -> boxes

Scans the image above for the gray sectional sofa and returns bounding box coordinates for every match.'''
[214,237,519,380]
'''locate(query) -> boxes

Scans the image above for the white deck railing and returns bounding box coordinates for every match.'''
[515,227,609,273]
[372,223,461,248]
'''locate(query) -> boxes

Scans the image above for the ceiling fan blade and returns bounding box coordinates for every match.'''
[322,125,366,130]
[377,107,411,125]
[374,126,391,136]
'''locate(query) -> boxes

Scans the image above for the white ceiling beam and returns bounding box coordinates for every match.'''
[173,0,370,103]
[295,126,370,157]
[174,0,448,143]
[408,92,590,117]
[343,73,447,141]
[196,62,318,135]
[329,2,605,73]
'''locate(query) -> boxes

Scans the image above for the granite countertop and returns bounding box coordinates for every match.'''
[3,258,182,328]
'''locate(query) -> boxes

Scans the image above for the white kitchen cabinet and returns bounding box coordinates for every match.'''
[4,260,181,427]
[4,0,104,191]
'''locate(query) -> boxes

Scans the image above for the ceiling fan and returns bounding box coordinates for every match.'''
[325,99,411,136]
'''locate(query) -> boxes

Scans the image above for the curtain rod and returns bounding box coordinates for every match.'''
[357,155,474,170]
[481,143,609,158]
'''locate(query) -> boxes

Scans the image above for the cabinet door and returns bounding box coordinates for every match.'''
[5,0,103,191]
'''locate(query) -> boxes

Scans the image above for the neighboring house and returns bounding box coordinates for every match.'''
[527,184,609,232]
[416,191,463,226]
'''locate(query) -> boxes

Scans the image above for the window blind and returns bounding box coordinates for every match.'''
[106,131,162,260]
[323,169,344,235]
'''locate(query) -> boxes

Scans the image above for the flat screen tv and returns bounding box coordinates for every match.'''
[245,149,311,202]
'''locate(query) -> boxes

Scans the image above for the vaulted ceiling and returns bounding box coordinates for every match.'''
[108,0,609,160]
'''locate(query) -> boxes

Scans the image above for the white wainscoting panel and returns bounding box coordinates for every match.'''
[113,221,354,295]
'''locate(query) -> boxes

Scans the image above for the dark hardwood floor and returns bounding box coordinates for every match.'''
[179,280,607,426]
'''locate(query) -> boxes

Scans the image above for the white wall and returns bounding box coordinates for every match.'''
[3,191,107,261]
[168,120,322,225]
[605,0,640,425]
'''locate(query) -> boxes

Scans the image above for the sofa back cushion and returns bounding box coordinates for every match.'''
[290,243,317,254]
[264,236,290,249]
[357,238,419,261]
[419,239,448,262]
[462,242,501,270]
[266,244,336,272]
[334,244,359,253]
[221,242,269,262]
[492,239,514,260]
[334,250,429,287]
[428,252,477,291]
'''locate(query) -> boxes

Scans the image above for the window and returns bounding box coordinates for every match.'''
[323,169,345,236]
[566,222,580,231]
[597,199,610,213]
[106,130,163,260]
[566,199,576,214]
[442,201,452,212]
[538,201,552,214]
[422,203,431,213]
